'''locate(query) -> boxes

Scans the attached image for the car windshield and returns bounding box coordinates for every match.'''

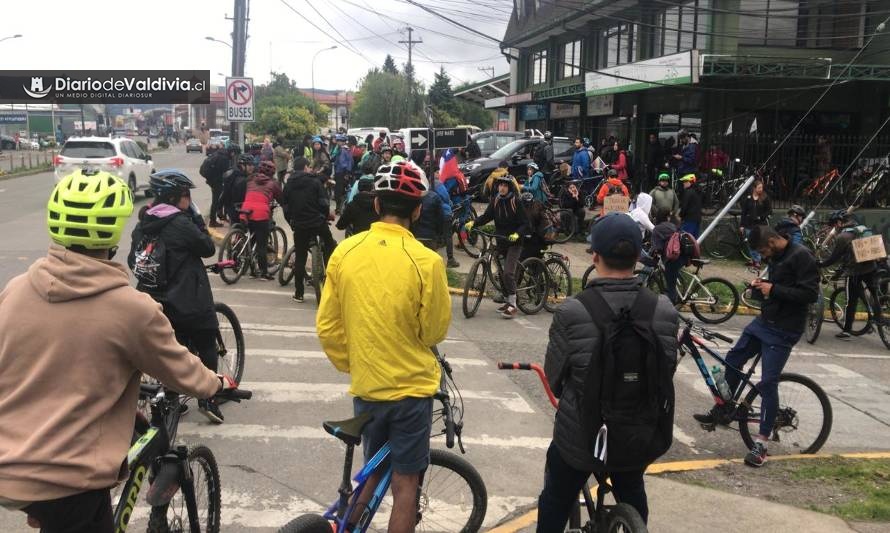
[60,141,116,158]
[489,139,530,160]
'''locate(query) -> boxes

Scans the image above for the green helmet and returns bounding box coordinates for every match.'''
[47,169,133,249]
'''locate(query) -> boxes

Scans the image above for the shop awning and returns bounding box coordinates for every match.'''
[455,74,510,106]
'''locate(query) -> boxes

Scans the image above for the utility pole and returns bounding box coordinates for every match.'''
[229,0,248,147]
[478,66,495,78]
[399,27,422,113]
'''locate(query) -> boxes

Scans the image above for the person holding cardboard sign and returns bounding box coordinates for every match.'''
[818,210,884,339]
[596,169,630,216]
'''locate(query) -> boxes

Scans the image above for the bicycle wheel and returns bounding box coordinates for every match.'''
[215,303,245,384]
[278,514,331,533]
[457,209,484,259]
[689,277,739,324]
[739,284,763,312]
[148,446,221,533]
[310,244,325,306]
[805,286,825,344]
[517,257,547,315]
[543,256,573,312]
[705,224,738,260]
[829,286,870,335]
[581,263,596,289]
[266,226,288,276]
[490,253,504,295]
[278,246,297,286]
[462,259,487,318]
[872,287,890,350]
[603,502,648,533]
[551,209,577,244]
[416,449,487,533]
[738,373,833,455]
[218,229,249,284]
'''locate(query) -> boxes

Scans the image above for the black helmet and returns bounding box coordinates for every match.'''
[543,131,552,141]
[150,169,195,204]
[828,209,849,224]
[787,204,806,217]
[227,144,242,155]
[237,154,254,167]
[520,192,534,204]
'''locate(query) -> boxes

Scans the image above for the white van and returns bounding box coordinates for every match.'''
[347,127,390,142]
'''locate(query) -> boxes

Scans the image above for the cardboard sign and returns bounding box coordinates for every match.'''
[852,235,887,263]
[603,195,630,215]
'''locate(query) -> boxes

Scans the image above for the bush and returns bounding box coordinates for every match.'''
[157,140,170,149]
[136,140,148,152]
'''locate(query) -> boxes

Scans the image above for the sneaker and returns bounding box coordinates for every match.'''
[693,405,732,426]
[492,294,506,304]
[292,294,304,303]
[836,331,852,339]
[259,273,274,281]
[496,303,509,313]
[744,440,767,467]
[198,399,224,424]
[447,258,460,268]
[501,305,518,319]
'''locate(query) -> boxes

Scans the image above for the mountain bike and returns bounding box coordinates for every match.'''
[205,262,246,383]
[638,258,740,324]
[462,229,547,317]
[680,316,832,454]
[278,230,330,305]
[217,205,288,284]
[452,187,483,258]
[497,362,648,532]
[794,168,846,209]
[116,383,251,533]
[278,349,487,533]
[542,249,573,312]
[702,210,753,262]
[544,197,579,243]
[846,164,890,208]
[828,271,890,349]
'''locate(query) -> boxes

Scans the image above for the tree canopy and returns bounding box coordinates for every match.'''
[248,72,328,140]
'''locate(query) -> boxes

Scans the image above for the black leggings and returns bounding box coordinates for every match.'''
[24,487,113,533]
[175,326,218,372]
[844,272,881,332]
[248,220,271,275]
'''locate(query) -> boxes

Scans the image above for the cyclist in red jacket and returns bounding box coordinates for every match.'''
[241,161,283,280]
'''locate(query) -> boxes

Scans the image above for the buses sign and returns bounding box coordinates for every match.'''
[225,77,254,122]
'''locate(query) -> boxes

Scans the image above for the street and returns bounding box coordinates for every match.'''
[2,149,890,532]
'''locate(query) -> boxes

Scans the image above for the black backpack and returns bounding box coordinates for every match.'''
[132,233,169,290]
[575,287,675,471]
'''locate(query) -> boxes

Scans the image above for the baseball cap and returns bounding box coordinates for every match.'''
[590,212,642,258]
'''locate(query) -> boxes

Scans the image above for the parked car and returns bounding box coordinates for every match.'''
[459,136,574,192]
[470,131,526,158]
[0,135,16,150]
[186,138,203,153]
[53,137,155,197]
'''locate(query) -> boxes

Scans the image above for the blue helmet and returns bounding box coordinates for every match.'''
[311,135,323,144]
[335,134,347,142]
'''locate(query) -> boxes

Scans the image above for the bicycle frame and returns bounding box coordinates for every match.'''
[324,442,394,533]
[679,328,762,408]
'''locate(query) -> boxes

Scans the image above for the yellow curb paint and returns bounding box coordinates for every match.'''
[488,509,537,533]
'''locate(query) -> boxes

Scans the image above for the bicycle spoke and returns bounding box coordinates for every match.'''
[744,379,827,454]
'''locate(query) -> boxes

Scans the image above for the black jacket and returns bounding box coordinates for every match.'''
[544,278,679,471]
[818,227,877,277]
[680,186,702,223]
[739,194,772,228]
[128,206,217,328]
[761,242,820,334]
[221,169,248,212]
[651,221,678,257]
[202,151,231,187]
[474,193,529,244]
[283,170,329,230]
[336,192,378,234]
[412,191,448,242]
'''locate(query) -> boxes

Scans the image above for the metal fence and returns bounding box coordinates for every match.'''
[0,149,57,176]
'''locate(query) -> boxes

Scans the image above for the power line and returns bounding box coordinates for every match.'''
[302,0,369,59]
[278,0,376,65]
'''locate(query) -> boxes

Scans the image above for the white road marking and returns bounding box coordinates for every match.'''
[226,303,312,312]
[251,348,488,367]
[816,363,865,379]
[672,424,700,454]
[230,323,469,344]
[514,317,542,330]
[215,287,295,296]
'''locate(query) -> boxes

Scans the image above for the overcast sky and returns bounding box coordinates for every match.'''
[3,0,510,91]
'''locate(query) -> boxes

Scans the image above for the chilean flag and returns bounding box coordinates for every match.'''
[439,148,467,187]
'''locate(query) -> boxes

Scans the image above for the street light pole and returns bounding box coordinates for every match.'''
[311,45,338,113]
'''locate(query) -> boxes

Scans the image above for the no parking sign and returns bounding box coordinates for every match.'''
[226,77,254,122]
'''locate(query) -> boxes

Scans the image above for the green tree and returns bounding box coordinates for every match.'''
[252,72,327,128]
[428,67,458,116]
[382,55,399,75]
[351,69,425,129]
[251,105,319,141]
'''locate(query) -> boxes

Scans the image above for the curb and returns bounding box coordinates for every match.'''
[489,451,890,532]
[0,165,53,182]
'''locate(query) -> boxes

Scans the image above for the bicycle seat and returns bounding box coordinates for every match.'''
[690,258,711,267]
[323,412,374,446]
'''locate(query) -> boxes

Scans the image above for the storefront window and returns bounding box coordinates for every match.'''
[653,0,709,57]
[529,49,548,86]
[738,0,799,47]
[560,40,583,79]
[797,0,868,48]
[601,24,637,67]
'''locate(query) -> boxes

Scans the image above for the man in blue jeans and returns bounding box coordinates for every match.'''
[694,225,819,467]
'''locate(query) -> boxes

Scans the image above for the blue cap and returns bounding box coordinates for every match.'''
[590,212,642,258]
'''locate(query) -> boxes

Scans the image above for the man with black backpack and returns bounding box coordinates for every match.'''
[538,213,679,530]
[199,146,234,227]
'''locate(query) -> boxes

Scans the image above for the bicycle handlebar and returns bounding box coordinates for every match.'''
[497,362,558,409]
[679,315,734,344]
[216,388,252,402]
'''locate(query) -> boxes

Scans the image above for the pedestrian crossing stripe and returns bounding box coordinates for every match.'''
[249,349,488,367]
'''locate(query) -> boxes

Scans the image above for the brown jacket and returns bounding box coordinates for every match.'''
[0,245,220,502]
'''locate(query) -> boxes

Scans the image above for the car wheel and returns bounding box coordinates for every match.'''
[128,174,137,193]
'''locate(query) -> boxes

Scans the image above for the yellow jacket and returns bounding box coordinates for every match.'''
[317,221,452,401]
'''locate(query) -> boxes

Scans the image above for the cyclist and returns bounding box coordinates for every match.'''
[412,170,450,255]
[310,136,332,177]
[241,161,284,280]
[678,173,703,238]
[220,153,254,226]
[775,204,805,245]
[317,160,450,533]
[519,192,550,261]
[333,134,354,214]
[650,208,682,303]
[523,162,548,204]
[595,169,630,216]
[273,139,292,184]
[336,177,378,236]
[694,225,819,466]
[533,131,554,174]
[283,157,337,302]
[465,174,529,319]
[431,169,460,268]
[538,213,679,529]
[128,170,227,422]
[199,144,234,227]
[818,210,881,339]
[649,172,679,218]
[0,170,235,532]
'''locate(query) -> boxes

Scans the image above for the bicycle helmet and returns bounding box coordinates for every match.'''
[828,209,849,224]
[47,169,133,249]
[679,173,696,183]
[390,155,406,163]
[787,204,806,217]
[527,162,539,171]
[392,137,405,148]
[520,192,534,204]
[657,172,670,181]
[543,131,552,141]
[334,134,347,142]
[150,169,195,204]
[237,154,254,167]
[374,161,429,199]
[259,160,277,177]
[311,135,323,144]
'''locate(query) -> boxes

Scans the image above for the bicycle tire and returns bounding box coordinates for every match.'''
[543,256,573,312]
[828,286,870,335]
[738,373,833,455]
[278,246,297,286]
[214,302,245,384]
[581,264,596,289]
[266,226,288,276]
[277,514,331,533]
[739,284,762,312]
[310,244,325,306]
[517,257,547,315]
[490,253,504,295]
[689,277,739,324]
[457,208,484,259]
[551,208,577,244]
[218,229,249,284]
[642,268,665,295]
[148,445,221,533]
[462,259,487,318]
[705,225,738,260]
[420,449,487,533]
[805,286,825,344]
[604,502,648,533]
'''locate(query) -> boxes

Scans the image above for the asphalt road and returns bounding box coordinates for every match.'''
[1,148,889,531]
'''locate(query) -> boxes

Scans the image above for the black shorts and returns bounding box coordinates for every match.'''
[353,396,433,474]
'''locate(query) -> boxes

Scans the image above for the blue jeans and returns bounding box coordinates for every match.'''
[680,220,700,238]
[743,228,761,263]
[724,317,800,438]
[537,443,648,531]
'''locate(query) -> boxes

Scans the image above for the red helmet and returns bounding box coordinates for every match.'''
[259,160,276,177]
[374,161,429,199]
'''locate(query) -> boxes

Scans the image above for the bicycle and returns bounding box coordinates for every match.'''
[846,163,890,208]
[639,258,740,324]
[204,262,246,383]
[217,204,288,284]
[278,349,488,532]
[497,362,648,532]
[543,197,580,244]
[828,270,890,349]
[461,228,548,318]
[702,210,753,262]
[794,168,846,209]
[542,250,573,312]
[452,186,484,258]
[679,315,833,454]
[115,383,251,533]
[278,229,330,306]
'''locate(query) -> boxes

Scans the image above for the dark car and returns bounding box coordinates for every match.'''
[470,131,526,158]
[460,137,574,191]
[0,135,17,150]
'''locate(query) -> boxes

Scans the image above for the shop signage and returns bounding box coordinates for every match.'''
[535,83,585,101]
[550,103,580,119]
[0,112,27,124]
[484,96,506,109]
[519,104,548,121]
[505,92,533,105]
[585,50,699,96]
[586,95,614,116]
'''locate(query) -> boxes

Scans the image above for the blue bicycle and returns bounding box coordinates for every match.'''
[279,349,488,532]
